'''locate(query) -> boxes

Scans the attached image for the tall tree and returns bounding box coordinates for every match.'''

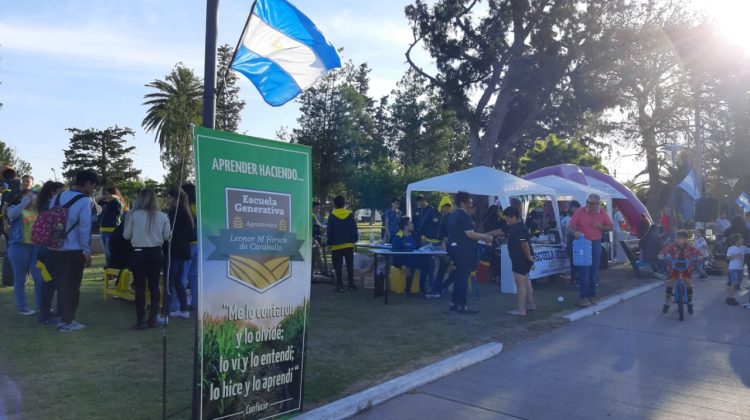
[292,61,384,201]
[405,0,624,168]
[0,140,32,176]
[216,44,246,132]
[142,64,202,185]
[609,1,693,214]
[518,134,606,175]
[61,127,141,187]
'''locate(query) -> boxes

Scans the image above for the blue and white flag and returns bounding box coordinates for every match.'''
[231,0,341,106]
[677,170,701,200]
[736,192,750,211]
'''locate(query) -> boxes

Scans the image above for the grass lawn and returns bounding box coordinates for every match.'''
[0,254,651,419]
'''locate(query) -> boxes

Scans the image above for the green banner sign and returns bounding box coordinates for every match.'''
[194,127,311,420]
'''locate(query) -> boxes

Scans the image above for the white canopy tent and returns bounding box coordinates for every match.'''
[405,166,562,231]
[528,175,614,220]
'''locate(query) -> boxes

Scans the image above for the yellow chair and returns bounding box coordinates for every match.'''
[389,267,421,294]
[103,268,135,301]
[103,268,163,306]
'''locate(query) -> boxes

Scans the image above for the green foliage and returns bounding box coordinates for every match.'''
[518,134,607,175]
[142,64,202,184]
[0,140,32,176]
[405,0,625,166]
[61,126,141,187]
[292,61,387,202]
[216,44,246,132]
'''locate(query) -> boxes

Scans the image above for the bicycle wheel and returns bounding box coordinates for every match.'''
[676,283,685,321]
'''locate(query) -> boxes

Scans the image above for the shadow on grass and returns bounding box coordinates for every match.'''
[0,255,648,418]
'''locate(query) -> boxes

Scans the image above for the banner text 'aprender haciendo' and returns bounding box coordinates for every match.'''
[212,158,300,181]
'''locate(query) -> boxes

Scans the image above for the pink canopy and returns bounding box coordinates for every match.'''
[524,164,651,237]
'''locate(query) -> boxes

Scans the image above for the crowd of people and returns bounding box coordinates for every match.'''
[0,166,199,332]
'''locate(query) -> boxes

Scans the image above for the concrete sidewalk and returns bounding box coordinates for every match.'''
[356,277,750,419]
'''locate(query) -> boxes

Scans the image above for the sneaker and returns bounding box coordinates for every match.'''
[699,274,708,279]
[69,320,86,330]
[425,293,441,299]
[741,303,750,309]
[507,309,527,316]
[59,321,85,333]
[449,303,458,311]
[170,311,190,320]
[687,304,693,314]
[579,299,592,308]
[18,308,37,316]
[662,304,670,314]
[726,298,739,306]
[588,298,598,306]
[348,285,357,292]
[131,322,148,330]
[335,287,345,293]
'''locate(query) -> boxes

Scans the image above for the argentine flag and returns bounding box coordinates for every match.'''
[737,192,750,212]
[677,170,701,200]
[231,0,341,106]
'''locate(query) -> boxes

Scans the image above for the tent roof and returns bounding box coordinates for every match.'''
[407,166,557,198]
[584,176,627,199]
[529,176,612,202]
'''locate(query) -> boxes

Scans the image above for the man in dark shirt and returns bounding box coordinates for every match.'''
[503,206,536,316]
[427,197,453,298]
[445,192,495,313]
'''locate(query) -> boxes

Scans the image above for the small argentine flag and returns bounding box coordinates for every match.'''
[737,192,750,211]
[231,0,341,107]
[677,170,701,200]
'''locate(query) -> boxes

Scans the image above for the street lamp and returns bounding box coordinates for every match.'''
[51,168,58,182]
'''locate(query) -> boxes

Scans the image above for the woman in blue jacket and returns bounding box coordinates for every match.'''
[391,217,432,297]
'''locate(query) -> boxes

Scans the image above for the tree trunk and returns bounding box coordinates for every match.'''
[644,139,662,219]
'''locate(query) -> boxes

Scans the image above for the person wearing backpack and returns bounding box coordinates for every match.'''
[33,180,65,325]
[45,170,98,332]
[98,186,127,268]
[124,189,171,330]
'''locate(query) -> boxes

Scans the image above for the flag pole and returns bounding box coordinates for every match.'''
[202,0,220,129]
[216,0,258,102]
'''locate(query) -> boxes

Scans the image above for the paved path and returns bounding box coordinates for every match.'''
[356,277,750,419]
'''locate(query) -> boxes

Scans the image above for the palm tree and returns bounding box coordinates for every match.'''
[142,64,203,184]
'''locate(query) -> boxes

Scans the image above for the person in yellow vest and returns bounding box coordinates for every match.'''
[98,186,128,267]
[326,196,359,293]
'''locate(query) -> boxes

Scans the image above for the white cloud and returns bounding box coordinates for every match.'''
[0,20,201,70]
[322,10,414,48]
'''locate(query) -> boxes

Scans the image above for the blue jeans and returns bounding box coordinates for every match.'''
[577,240,602,299]
[100,233,112,267]
[8,243,43,311]
[166,257,188,313]
[186,243,198,308]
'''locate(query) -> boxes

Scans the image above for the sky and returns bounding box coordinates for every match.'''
[3,0,733,186]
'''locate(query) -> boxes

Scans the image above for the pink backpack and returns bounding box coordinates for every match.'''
[31,193,87,249]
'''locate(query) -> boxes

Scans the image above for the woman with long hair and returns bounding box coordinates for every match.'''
[123,189,171,330]
[99,186,128,267]
[34,180,65,324]
[7,189,44,316]
[164,188,194,319]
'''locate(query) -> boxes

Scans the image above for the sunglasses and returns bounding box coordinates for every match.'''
[586,201,599,205]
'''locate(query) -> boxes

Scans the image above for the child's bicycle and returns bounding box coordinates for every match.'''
[662,258,701,321]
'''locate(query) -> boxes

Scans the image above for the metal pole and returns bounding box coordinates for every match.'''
[694,81,704,194]
[203,0,220,129]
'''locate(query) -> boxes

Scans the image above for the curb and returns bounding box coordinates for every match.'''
[297,342,503,420]
[563,280,664,322]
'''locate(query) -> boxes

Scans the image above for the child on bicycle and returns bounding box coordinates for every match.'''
[658,230,703,314]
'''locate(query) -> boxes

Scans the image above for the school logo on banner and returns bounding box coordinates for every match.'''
[208,188,303,292]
